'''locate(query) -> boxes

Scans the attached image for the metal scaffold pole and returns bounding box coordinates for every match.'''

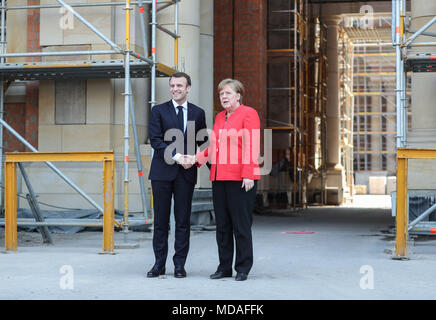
[128,81,151,221]
[134,0,152,220]
[0,0,5,209]
[148,0,158,216]
[151,0,157,110]
[394,0,403,148]
[123,0,132,231]
[136,0,150,145]
[174,0,179,69]
[400,0,407,147]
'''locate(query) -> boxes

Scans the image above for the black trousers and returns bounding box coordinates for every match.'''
[212,180,257,274]
[151,171,195,268]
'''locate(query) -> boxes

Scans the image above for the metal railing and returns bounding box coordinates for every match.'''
[3,152,115,253]
[394,148,436,259]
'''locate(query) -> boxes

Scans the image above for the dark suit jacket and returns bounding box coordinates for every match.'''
[148,100,207,184]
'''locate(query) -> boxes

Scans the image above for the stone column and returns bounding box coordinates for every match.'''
[198,0,213,188]
[325,16,341,169]
[324,15,345,204]
[156,0,201,105]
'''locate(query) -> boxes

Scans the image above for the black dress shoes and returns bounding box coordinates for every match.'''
[174,267,187,278]
[235,272,248,281]
[147,266,165,278]
[210,270,233,279]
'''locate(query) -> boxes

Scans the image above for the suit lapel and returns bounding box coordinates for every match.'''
[166,101,178,129]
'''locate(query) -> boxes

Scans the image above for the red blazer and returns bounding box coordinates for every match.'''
[196,104,260,181]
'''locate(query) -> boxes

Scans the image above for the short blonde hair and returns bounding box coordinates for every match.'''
[218,78,245,103]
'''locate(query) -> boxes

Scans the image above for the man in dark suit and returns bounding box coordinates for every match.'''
[147,72,207,278]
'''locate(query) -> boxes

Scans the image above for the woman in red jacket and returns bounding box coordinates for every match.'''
[195,78,260,281]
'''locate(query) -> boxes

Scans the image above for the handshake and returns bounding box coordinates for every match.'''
[175,154,196,169]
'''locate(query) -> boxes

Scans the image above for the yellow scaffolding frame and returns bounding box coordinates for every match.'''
[4,151,115,254]
[394,148,436,259]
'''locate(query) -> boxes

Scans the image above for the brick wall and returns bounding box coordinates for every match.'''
[213,0,234,105]
[3,103,26,152]
[213,0,267,129]
[27,0,41,62]
[25,0,40,150]
[5,0,41,153]
[5,1,40,152]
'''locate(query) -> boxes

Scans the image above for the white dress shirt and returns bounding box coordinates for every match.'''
[172,99,188,132]
[172,99,188,162]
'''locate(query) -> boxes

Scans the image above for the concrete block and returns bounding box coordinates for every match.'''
[408,159,436,189]
[369,176,386,195]
[86,79,113,124]
[387,177,396,195]
[113,78,148,127]
[55,80,87,124]
[111,124,147,154]
[40,0,63,46]
[39,81,55,125]
[354,185,367,195]
[63,5,112,45]
[131,79,149,127]
[6,1,28,63]
[326,187,340,205]
[38,125,62,152]
[61,125,112,152]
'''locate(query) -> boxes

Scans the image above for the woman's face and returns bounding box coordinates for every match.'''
[219,84,241,112]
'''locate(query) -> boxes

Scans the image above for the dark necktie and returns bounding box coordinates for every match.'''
[177,106,184,132]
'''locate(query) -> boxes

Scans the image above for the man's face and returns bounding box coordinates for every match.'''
[170,76,190,104]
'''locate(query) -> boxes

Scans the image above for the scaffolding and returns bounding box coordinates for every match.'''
[392,0,436,257]
[353,42,410,175]
[306,17,328,205]
[0,0,180,235]
[264,0,309,210]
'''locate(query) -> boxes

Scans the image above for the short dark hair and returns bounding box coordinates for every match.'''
[170,72,191,87]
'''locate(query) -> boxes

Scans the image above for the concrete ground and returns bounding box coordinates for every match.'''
[1,195,436,300]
